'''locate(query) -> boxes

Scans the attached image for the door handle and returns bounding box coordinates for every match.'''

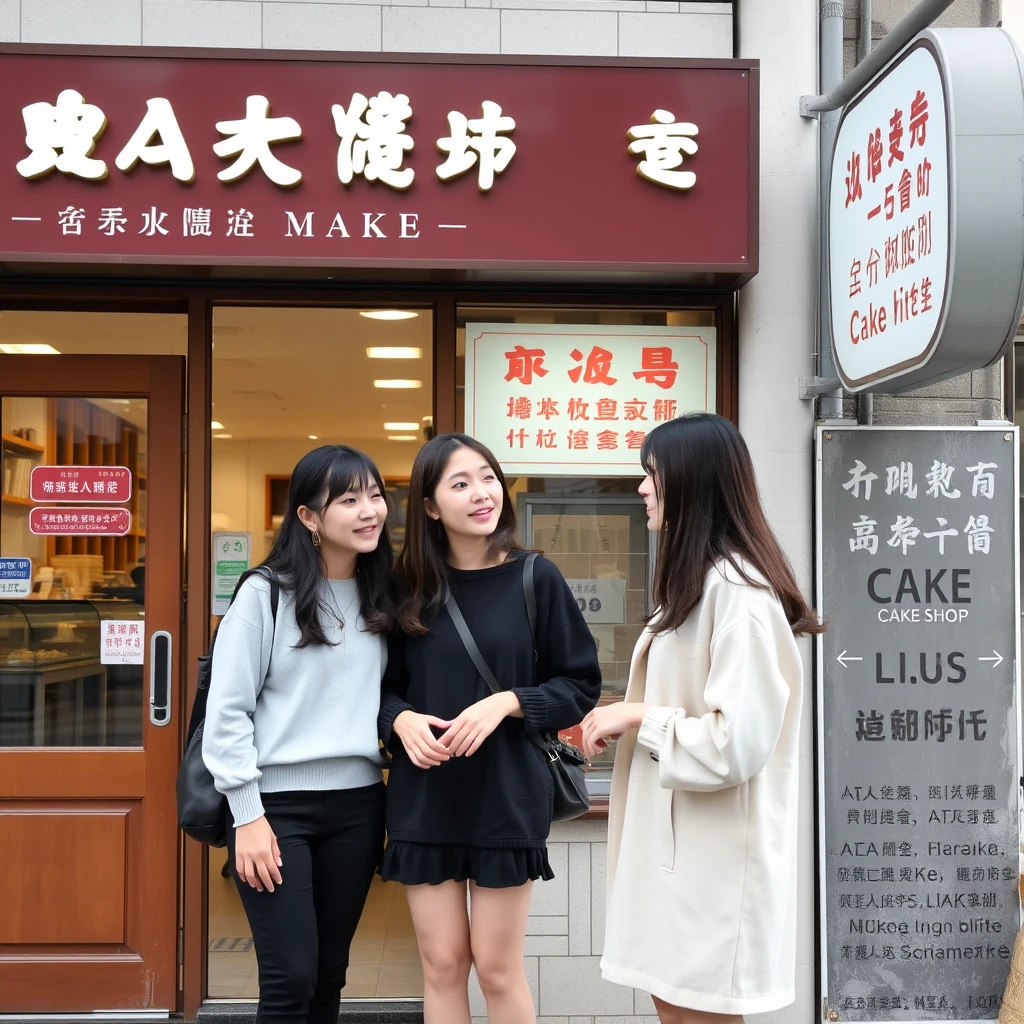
[150,630,172,726]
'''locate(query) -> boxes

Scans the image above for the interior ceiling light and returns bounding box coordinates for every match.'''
[210,421,224,430]
[374,379,423,389]
[366,347,423,359]
[214,433,233,439]
[388,435,418,441]
[384,422,419,431]
[308,435,319,440]
[0,343,60,354]
[359,310,419,321]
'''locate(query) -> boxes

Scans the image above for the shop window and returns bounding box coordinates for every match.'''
[0,312,185,749]
[207,305,432,1001]
[456,306,717,789]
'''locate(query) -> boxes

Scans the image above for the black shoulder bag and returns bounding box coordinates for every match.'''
[176,569,279,847]
[445,552,589,822]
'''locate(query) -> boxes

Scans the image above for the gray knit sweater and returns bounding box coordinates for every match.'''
[202,573,387,827]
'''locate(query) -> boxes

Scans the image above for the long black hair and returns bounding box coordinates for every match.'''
[642,414,823,637]
[238,445,395,646]
[395,433,523,634]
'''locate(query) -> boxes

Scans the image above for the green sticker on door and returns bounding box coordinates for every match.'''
[212,533,251,616]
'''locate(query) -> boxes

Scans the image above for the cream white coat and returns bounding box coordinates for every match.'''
[601,559,804,1015]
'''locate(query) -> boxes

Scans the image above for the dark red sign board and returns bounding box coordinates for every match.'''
[30,464,132,503]
[0,48,757,277]
[29,507,132,536]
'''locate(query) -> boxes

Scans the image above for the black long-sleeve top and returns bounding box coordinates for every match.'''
[378,553,601,848]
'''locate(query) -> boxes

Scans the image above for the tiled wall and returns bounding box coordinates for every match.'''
[0,0,733,59]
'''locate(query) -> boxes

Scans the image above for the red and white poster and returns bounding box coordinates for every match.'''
[464,322,716,477]
[101,619,145,666]
[828,41,948,389]
[29,507,132,536]
[30,465,132,503]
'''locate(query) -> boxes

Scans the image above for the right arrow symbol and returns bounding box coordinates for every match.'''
[978,651,1004,668]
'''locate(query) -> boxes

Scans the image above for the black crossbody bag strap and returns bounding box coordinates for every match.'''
[444,552,548,755]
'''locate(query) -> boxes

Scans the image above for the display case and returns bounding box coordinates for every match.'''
[0,600,102,672]
[0,600,106,746]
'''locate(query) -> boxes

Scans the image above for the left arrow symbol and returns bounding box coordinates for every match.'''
[837,650,863,668]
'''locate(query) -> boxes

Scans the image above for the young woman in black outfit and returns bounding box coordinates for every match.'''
[379,433,601,1024]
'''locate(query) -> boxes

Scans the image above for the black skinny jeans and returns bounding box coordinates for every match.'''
[227,783,386,1024]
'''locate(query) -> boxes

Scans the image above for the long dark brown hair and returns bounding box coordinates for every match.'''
[642,413,823,636]
[395,433,524,634]
[239,445,395,646]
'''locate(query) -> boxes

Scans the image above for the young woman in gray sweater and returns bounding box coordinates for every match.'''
[202,445,395,1024]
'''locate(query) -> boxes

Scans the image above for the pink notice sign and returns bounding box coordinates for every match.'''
[29,507,132,536]
[30,465,132,503]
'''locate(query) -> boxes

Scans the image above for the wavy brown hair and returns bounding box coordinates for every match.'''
[642,413,823,637]
[395,433,524,635]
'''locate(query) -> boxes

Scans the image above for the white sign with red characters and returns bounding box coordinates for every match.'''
[830,43,947,390]
[101,619,145,666]
[827,30,1024,393]
[464,322,715,476]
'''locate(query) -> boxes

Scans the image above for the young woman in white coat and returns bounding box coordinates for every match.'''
[581,413,823,1024]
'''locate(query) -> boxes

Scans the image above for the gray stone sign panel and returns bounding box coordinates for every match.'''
[817,426,1020,1021]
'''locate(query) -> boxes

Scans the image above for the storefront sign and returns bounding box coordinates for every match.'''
[29,507,131,536]
[828,30,1024,392]
[213,532,251,616]
[565,578,626,625]
[816,426,1020,1021]
[465,323,716,476]
[0,558,32,598]
[101,619,145,665]
[30,464,131,503]
[0,49,756,278]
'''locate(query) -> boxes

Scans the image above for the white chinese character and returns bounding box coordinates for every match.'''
[139,207,169,237]
[67,481,78,494]
[925,461,961,499]
[55,481,67,494]
[183,208,212,237]
[58,206,86,236]
[43,481,54,494]
[849,515,879,554]
[226,208,255,237]
[115,97,195,183]
[843,460,878,500]
[884,462,917,499]
[17,89,108,181]
[213,95,302,187]
[887,515,920,555]
[966,462,997,499]
[98,207,128,236]
[436,101,517,192]
[332,91,414,190]
[922,516,957,555]
[626,109,698,190]
[94,481,105,494]
[965,514,994,554]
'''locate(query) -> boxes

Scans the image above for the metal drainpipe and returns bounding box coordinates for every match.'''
[857,0,874,424]
[818,1,845,421]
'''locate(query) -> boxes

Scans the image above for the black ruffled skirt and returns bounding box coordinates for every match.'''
[381,839,554,888]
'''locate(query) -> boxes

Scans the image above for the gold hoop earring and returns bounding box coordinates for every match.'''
[311,529,322,549]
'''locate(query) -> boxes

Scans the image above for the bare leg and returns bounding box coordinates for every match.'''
[404,881,473,1024]
[653,996,745,1024]
[468,880,536,1024]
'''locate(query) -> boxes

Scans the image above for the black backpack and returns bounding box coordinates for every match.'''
[176,569,279,847]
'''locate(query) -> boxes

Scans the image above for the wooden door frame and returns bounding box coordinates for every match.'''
[0,354,184,1011]
[0,281,737,1018]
